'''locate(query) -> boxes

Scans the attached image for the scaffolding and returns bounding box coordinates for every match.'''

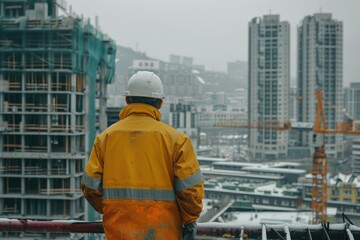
[0,1,116,239]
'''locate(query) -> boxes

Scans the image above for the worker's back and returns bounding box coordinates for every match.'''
[82,71,203,240]
[100,103,186,239]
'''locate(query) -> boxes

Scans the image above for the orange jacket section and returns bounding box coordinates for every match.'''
[102,199,182,240]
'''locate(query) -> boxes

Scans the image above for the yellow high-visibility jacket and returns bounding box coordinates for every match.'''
[81,103,204,240]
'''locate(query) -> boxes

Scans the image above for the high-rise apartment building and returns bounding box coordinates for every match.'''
[344,82,360,121]
[289,86,298,122]
[248,15,290,160]
[297,13,343,158]
[0,1,116,239]
[352,139,360,178]
[344,82,360,177]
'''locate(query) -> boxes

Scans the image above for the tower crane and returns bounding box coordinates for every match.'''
[213,89,360,223]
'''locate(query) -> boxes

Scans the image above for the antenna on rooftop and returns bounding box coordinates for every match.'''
[95,15,99,31]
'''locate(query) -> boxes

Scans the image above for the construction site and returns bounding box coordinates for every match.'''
[0,1,360,240]
[0,0,116,238]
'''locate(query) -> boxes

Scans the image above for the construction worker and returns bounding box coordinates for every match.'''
[81,71,204,240]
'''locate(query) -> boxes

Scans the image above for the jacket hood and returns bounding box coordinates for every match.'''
[119,103,161,121]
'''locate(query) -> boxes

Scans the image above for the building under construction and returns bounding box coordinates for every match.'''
[0,0,116,238]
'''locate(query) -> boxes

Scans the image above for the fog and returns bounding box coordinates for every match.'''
[70,0,360,85]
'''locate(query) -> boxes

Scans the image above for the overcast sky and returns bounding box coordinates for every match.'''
[69,0,360,86]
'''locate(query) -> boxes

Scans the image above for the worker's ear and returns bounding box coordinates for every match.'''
[125,97,130,104]
[157,100,163,109]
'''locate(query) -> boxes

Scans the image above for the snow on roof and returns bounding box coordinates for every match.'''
[272,162,302,168]
[253,182,301,196]
[255,182,277,191]
[329,173,360,187]
[201,169,284,180]
[196,76,205,84]
[211,162,306,174]
[207,187,297,199]
[222,211,313,225]
[212,162,263,168]
[337,172,358,183]
[251,204,297,211]
[242,166,306,174]
[198,156,228,162]
[303,173,360,187]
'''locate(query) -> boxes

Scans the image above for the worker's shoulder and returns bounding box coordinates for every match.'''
[156,121,189,138]
[96,121,121,138]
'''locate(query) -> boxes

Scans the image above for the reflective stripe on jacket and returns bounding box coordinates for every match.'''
[81,103,204,240]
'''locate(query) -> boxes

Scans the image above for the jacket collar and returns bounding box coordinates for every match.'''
[120,103,161,121]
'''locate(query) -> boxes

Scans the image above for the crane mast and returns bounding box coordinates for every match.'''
[311,144,328,223]
[311,90,328,223]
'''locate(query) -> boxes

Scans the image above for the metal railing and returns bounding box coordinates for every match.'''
[0,218,359,239]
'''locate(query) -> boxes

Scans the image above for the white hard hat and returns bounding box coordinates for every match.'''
[124,71,165,99]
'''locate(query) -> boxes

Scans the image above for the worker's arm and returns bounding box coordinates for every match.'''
[81,136,104,214]
[174,135,204,225]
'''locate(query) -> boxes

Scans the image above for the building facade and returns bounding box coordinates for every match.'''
[352,138,360,177]
[169,103,198,147]
[344,82,360,121]
[301,173,360,213]
[297,13,343,158]
[289,86,298,122]
[0,1,116,238]
[248,15,290,160]
[196,108,247,129]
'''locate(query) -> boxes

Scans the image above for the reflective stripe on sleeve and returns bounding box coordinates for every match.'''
[81,172,102,191]
[175,170,203,192]
[103,188,176,201]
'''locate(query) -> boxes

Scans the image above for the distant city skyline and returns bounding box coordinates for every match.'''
[69,0,359,86]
